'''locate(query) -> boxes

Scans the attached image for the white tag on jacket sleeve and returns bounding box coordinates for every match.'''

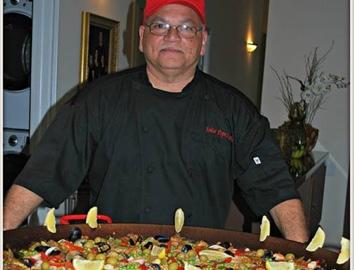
[253,157,261,165]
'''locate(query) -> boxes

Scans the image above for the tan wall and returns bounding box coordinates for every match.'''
[205,0,268,108]
[57,0,133,101]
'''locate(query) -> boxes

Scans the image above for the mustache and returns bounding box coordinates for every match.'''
[159,45,184,52]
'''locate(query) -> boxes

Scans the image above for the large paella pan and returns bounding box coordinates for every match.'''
[3,223,349,270]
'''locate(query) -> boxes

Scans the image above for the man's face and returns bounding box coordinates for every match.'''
[139,4,208,73]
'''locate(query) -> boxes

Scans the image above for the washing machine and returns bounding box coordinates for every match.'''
[3,0,32,153]
[3,0,77,225]
[3,0,32,196]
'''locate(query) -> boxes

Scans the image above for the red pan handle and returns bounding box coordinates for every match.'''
[60,214,113,224]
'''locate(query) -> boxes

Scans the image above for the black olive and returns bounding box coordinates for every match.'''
[181,244,192,253]
[14,250,24,259]
[123,253,130,259]
[34,245,50,252]
[220,241,231,249]
[262,250,273,259]
[136,235,143,243]
[49,249,61,256]
[225,250,234,256]
[154,235,169,243]
[226,268,233,270]
[21,258,33,267]
[151,263,161,270]
[68,227,82,242]
[129,239,135,246]
[144,241,153,249]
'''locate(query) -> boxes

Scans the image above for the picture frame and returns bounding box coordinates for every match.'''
[80,12,120,83]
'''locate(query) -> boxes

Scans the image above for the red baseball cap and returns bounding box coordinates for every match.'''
[143,0,206,24]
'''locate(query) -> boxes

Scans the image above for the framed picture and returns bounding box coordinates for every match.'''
[80,12,120,83]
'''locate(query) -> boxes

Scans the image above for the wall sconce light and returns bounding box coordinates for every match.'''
[246,42,258,53]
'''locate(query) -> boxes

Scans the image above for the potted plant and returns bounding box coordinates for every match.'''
[272,43,349,175]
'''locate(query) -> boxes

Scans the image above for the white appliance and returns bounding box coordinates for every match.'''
[3,0,77,225]
[3,0,32,153]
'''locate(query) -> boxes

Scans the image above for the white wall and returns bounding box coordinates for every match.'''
[261,0,349,247]
[57,0,133,101]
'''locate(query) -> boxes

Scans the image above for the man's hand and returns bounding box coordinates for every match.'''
[270,198,309,243]
[4,184,43,230]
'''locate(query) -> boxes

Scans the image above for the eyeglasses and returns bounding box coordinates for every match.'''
[145,22,203,39]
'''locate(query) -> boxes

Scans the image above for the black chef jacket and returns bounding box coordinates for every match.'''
[15,66,299,228]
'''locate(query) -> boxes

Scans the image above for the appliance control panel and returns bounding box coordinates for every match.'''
[3,129,29,154]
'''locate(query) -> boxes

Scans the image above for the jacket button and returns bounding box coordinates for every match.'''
[147,166,154,173]
[145,207,151,213]
[143,126,149,133]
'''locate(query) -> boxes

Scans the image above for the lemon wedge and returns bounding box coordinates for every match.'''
[72,259,104,270]
[151,246,166,258]
[44,208,56,233]
[158,247,166,259]
[174,208,185,233]
[198,249,232,261]
[265,261,295,270]
[336,237,350,264]
[259,215,270,242]
[86,206,98,229]
[306,227,325,252]
[184,261,201,270]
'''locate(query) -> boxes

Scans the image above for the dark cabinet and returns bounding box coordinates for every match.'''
[296,161,326,235]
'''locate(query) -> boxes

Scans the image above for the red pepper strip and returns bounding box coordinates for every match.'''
[61,240,84,252]
[177,266,184,270]
[120,241,129,247]
[139,264,148,270]
[49,261,73,268]
[297,260,310,268]
[235,249,245,256]
[166,241,172,254]
[40,252,63,262]
[224,257,232,263]
[194,246,204,254]
[40,252,49,260]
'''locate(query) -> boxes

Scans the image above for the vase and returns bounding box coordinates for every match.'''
[276,124,318,159]
[305,123,319,153]
[276,102,319,177]
[288,153,315,178]
[276,102,307,160]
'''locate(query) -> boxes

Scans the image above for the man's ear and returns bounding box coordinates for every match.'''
[200,29,208,56]
[138,25,145,53]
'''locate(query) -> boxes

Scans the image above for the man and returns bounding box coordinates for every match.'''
[4,0,309,242]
